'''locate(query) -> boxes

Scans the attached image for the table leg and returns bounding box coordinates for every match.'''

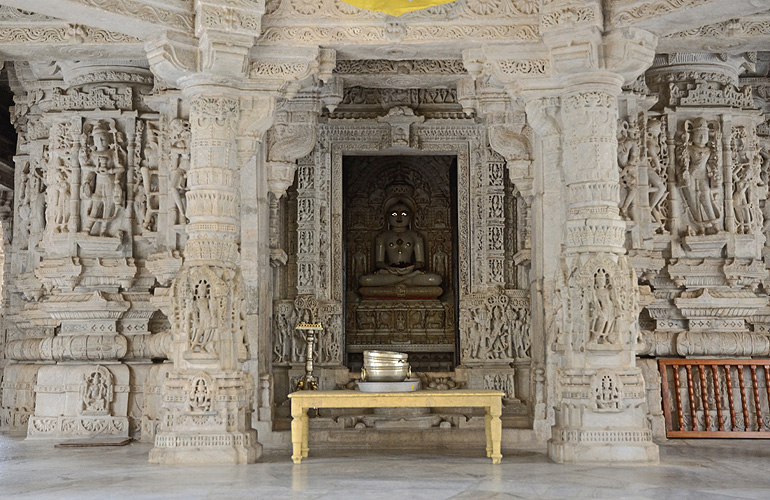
[301,412,309,458]
[291,403,305,464]
[484,410,492,458]
[489,399,503,465]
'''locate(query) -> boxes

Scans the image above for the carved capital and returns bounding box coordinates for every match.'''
[523,97,561,137]
[145,32,197,87]
[488,124,534,201]
[266,117,317,165]
[488,124,531,161]
[602,28,658,85]
[266,161,298,199]
[238,94,278,164]
[199,31,254,77]
[248,55,320,99]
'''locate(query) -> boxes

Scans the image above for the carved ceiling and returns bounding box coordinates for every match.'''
[1,1,770,65]
[0,6,144,60]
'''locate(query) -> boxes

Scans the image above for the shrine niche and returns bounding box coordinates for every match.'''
[344,156,456,371]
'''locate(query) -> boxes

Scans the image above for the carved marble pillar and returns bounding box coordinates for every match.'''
[476,16,660,462]
[542,74,658,463]
[149,86,259,464]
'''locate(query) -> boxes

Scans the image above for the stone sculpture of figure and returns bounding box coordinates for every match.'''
[432,236,449,285]
[137,122,160,232]
[188,378,211,412]
[588,270,615,344]
[677,118,722,235]
[489,305,509,359]
[469,305,489,359]
[79,120,126,237]
[50,163,70,232]
[273,304,296,364]
[646,118,667,227]
[617,119,640,221]
[190,295,217,354]
[731,128,765,235]
[17,162,32,247]
[168,118,191,225]
[359,199,442,298]
[28,164,45,239]
[82,370,110,414]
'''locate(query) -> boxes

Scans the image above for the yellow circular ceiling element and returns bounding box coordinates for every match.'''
[340,0,458,16]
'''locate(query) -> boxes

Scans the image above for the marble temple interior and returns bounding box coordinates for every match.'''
[1,0,770,488]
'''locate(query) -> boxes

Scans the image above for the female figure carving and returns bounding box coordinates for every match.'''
[677,118,723,235]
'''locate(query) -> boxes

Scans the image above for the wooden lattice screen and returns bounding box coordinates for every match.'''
[659,359,770,438]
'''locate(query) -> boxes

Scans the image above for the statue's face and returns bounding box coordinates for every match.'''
[93,131,109,150]
[388,203,411,229]
[693,126,708,146]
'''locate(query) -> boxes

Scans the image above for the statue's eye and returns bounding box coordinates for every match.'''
[391,212,397,217]
[401,212,408,216]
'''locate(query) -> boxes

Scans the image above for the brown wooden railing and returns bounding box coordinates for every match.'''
[659,359,770,438]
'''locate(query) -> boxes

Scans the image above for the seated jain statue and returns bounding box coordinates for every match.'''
[359,199,443,299]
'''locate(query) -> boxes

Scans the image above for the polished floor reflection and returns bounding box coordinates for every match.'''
[1,435,768,499]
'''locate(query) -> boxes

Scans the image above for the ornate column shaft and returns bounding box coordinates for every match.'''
[149,84,258,464]
[476,14,660,462]
[545,74,659,463]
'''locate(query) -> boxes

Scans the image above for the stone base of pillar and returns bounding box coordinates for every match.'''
[149,429,261,464]
[547,367,659,464]
[25,363,130,440]
[548,429,659,464]
[148,370,261,464]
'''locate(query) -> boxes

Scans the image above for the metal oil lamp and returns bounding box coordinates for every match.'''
[295,322,324,390]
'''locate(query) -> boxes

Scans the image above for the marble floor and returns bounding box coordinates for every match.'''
[1,435,769,500]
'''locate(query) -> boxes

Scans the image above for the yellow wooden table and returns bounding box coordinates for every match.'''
[288,389,504,464]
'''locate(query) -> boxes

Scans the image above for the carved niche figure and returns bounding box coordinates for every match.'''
[588,268,616,344]
[135,121,160,233]
[646,117,668,229]
[272,302,297,364]
[731,126,765,235]
[470,305,488,359]
[80,366,113,416]
[358,196,442,298]
[168,118,191,225]
[593,373,621,412]
[186,376,212,413]
[18,160,45,249]
[186,280,218,354]
[508,306,531,359]
[47,122,78,234]
[617,119,641,221]
[79,120,127,238]
[676,118,723,235]
[174,266,238,357]
[489,305,509,359]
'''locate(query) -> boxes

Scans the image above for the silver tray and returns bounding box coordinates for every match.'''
[357,380,421,393]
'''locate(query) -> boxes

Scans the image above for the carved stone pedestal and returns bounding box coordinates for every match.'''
[27,364,129,440]
[548,365,658,464]
[148,371,259,464]
[349,299,452,345]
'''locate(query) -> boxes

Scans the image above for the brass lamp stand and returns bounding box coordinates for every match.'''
[295,323,323,390]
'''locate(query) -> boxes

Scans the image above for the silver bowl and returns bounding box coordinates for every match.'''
[361,350,411,382]
[364,350,408,362]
